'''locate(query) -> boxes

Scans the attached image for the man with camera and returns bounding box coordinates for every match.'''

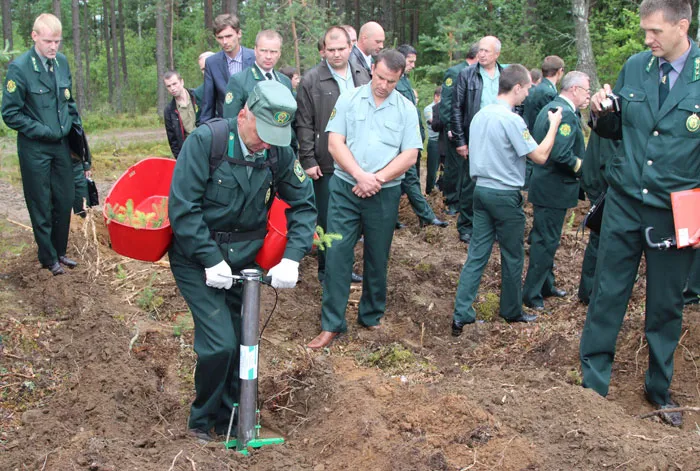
[579,0,700,427]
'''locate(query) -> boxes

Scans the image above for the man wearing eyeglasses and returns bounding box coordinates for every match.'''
[522,71,590,312]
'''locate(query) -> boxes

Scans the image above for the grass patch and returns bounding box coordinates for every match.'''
[82,109,162,133]
[475,292,499,322]
[136,273,164,314]
[172,311,194,337]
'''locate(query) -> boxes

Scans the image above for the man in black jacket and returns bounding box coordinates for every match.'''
[163,70,200,159]
[452,36,504,244]
[295,26,370,282]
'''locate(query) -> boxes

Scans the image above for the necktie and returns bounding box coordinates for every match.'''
[659,62,673,108]
[265,72,273,81]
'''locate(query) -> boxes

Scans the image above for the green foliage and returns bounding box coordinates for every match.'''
[313,225,343,251]
[136,273,164,313]
[566,211,577,229]
[591,8,646,86]
[566,369,583,386]
[364,343,416,371]
[116,264,127,280]
[172,312,194,337]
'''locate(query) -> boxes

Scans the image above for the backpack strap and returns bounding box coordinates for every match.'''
[204,118,231,174]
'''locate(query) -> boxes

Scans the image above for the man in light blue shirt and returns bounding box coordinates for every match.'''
[308,49,423,349]
[451,64,562,336]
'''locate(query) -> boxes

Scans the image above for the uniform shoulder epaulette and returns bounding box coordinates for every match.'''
[692,57,700,82]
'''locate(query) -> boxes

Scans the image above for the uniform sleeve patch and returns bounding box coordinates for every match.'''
[558,124,571,137]
[445,77,453,87]
[522,130,532,141]
[294,160,306,182]
[64,88,70,100]
[225,92,233,104]
[6,80,16,93]
[330,108,336,120]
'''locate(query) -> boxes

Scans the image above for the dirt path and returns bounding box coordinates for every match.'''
[0,142,698,470]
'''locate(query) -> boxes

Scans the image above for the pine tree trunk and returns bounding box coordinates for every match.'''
[53,0,61,20]
[2,0,12,50]
[572,0,599,88]
[224,0,238,15]
[288,0,300,71]
[168,0,174,70]
[103,0,114,105]
[110,0,121,111]
[118,0,128,84]
[71,0,85,113]
[204,0,213,33]
[155,0,167,114]
[83,2,91,109]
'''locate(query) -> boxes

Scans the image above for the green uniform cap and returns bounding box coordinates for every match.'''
[246,80,297,147]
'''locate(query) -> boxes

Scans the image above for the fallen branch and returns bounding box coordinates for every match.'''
[0,372,35,379]
[637,407,700,419]
[6,218,32,231]
[186,455,197,471]
[167,450,183,471]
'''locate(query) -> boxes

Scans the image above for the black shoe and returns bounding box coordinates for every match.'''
[351,272,363,283]
[684,291,699,305]
[459,233,471,244]
[451,319,469,337]
[523,301,545,311]
[188,428,215,442]
[43,262,65,276]
[420,218,449,228]
[578,296,590,306]
[444,208,458,216]
[544,288,566,298]
[645,394,682,427]
[58,256,78,269]
[505,313,537,323]
[395,222,407,230]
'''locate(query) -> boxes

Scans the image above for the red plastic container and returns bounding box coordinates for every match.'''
[103,157,176,262]
[255,197,290,270]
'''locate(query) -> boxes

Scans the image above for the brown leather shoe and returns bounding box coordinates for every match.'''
[307,331,338,349]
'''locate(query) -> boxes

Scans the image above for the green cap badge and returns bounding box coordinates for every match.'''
[246,81,297,147]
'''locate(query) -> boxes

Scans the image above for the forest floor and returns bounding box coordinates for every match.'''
[0,128,699,471]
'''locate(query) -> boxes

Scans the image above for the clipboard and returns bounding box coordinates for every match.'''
[671,188,700,248]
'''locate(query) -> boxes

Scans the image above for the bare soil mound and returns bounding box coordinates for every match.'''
[1,193,699,471]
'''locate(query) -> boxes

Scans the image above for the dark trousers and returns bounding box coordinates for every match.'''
[456,158,475,236]
[579,187,694,405]
[170,254,243,434]
[453,187,525,323]
[578,189,604,304]
[73,161,88,217]
[442,135,461,210]
[522,205,566,307]
[321,177,400,332]
[313,174,331,277]
[18,135,74,266]
[425,138,440,194]
[684,251,700,304]
[401,161,436,224]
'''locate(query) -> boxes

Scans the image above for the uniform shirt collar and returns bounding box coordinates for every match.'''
[34,47,52,70]
[559,94,576,112]
[659,41,691,75]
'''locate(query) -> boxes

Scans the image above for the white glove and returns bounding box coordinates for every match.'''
[267,258,299,289]
[205,260,233,290]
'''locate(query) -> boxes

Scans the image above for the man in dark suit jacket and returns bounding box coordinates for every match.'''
[523,71,590,311]
[200,14,255,122]
[349,21,385,76]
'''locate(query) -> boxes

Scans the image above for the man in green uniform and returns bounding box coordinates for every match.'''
[222,30,293,119]
[522,56,565,188]
[522,72,590,311]
[307,50,423,349]
[577,134,620,305]
[580,0,700,427]
[395,44,448,228]
[451,65,562,335]
[1,13,82,276]
[439,43,478,215]
[168,81,316,441]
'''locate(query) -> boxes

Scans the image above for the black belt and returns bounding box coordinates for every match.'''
[211,228,267,244]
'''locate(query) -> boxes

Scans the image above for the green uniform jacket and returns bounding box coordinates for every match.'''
[530,96,584,209]
[580,133,620,196]
[523,78,557,131]
[222,65,293,119]
[438,61,468,134]
[595,42,700,209]
[396,74,425,140]
[168,119,316,270]
[2,48,80,141]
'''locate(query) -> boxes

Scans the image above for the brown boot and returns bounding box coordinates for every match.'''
[307,331,338,349]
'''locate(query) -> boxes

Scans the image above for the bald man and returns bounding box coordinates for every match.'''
[349,21,385,76]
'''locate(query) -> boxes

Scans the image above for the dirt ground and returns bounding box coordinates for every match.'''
[1,141,699,470]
